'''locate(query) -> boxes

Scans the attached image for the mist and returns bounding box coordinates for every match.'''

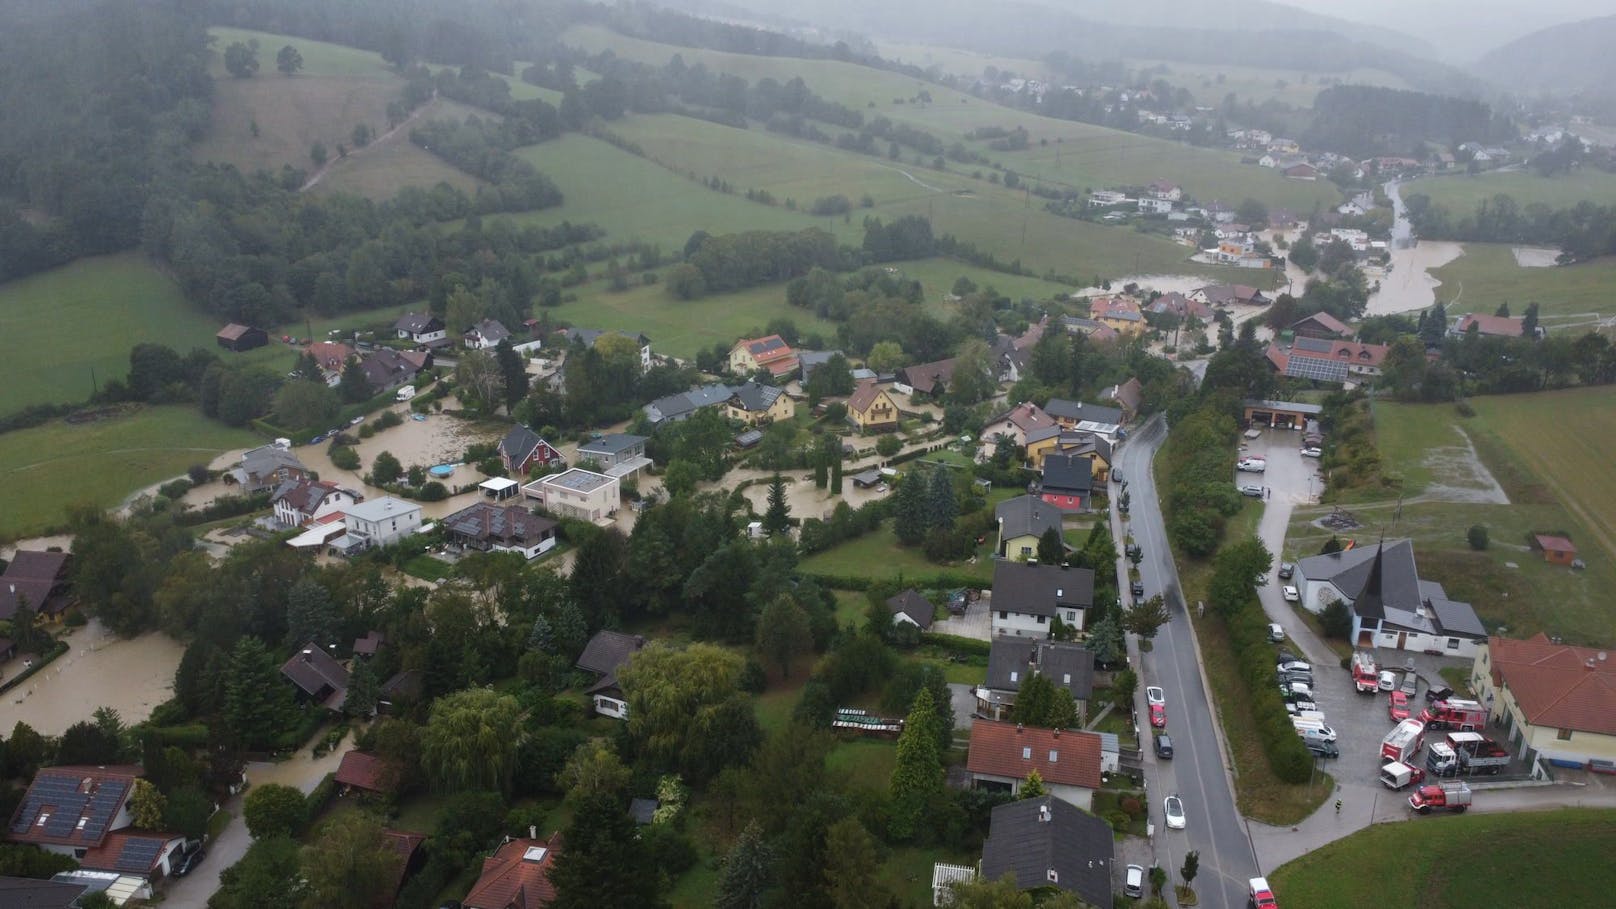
[1272,0,1608,61]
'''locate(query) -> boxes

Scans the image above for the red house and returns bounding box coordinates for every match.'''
[499,426,565,476]
[1038,454,1093,512]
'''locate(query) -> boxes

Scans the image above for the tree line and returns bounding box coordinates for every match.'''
[1405,192,1616,263]
[1303,85,1514,159]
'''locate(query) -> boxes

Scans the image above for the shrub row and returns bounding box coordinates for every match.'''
[919,632,991,657]
[800,570,985,592]
[1159,399,1243,557]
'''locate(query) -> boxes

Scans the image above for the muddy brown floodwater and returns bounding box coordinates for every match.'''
[3,619,184,735]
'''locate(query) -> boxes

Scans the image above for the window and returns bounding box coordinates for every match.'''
[1020,546,1032,557]
[1022,747,1032,759]
[1010,671,1019,683]
[1036,615,1046,624]
[1047,869,1059,884]
[1063,673,1071,684]
[1447,638,1460,650]
[1048,750,1058,763]
[1557,728,1573,741]
[999,611,1008,620]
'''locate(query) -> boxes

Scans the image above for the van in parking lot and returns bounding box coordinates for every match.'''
[1293,717,1338,741]
[1125,864,1145,898]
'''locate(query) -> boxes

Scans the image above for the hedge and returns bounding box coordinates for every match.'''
[800,570,986,592]
[305,772,338,816]
[920,632,992,657]
[0,641,68,695]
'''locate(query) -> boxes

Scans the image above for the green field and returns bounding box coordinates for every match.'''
[1417,168,1616,212]
[313,97,487,200]
[1283,393,1616,643]
[0,255,222,414]
[0,406,259,539]
[798,523,995,583]
[1431,244,1616,323]
[1269,809,1616,908]
[563,26,1340,215]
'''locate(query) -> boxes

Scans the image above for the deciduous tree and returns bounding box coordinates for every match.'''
[420,688,524,793]
[300,811,403,909]
[243,783,307,839]
[756,595,812,679]
[824,817,889,909]
[275,45,303,75]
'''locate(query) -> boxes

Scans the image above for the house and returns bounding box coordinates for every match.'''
[979,795,1113,905]
[726,380,795,425]
[1090,296,1145,336]
[358,347,428,393]
[523,469,619,522]
[379,670,423,716]
[226,445,308,493]
[990,560,1094,638]
[975,638,1094,721]
[462,833,561,909]
[643,383,734,426]
[966,721,1103,810]
[1104,378,1143,422]
[1469,634,1616,769]
[1290,312,1352,340]
[331,497,423,555]
[442,502,558,559]
[378,830,427,907]
[980,402,1055,452]
[353,631,385,657]
[395,312,448,347]
[463,319,512,350]
[280,643,349,710]
[1266,338,1387,383]
[996,495,1064,559]
[0,877,90,908]
[1087,190,1129,207]
[305,341,356,384]
[629,798,660,826]
[1295,540,1486,657]
[1241,398,1323,430]
[271,478,361,528]
[887,589,935,631]
[215,323,267,352]
[576,433,651,479]
[846,381,901,432]
[1037,454,1092,512]
[1136,196,1174,214]
[0,551,74,622]
[797,349,843,383]
[558,328,653,371]
[1451,313,1530,339]
[1146,293,1211,322]
[895,358,959,398]
[1025,430,1111,480]
[1264,343,1348,385]
[576,630,646,719]
[1042,399,1123,438]
[729,335,799,378]
[1531,533,1578,566]
[1058,316,1120,344]
[334,750,396,796]
[1191,284,1270,307]
[1146,180,1182,202]
[499,426,565,476]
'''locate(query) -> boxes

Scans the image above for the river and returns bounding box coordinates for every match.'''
[1363,179,1464,316]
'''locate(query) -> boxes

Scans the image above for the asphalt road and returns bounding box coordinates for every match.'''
[1118,416,1258,909]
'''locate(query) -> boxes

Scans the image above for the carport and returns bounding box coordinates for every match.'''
[1242,398,1322,430]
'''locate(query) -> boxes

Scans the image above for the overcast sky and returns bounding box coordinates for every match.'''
[1279,0,1607,59]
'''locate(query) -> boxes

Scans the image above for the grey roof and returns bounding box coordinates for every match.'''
[240,445,305,484]
[345,496,421,523]
[996,495,1064,542]
[798,349,841,379]
[981,795,1113,905]
[578,433,648,457]
[1297,539,1420,617]
[561,327,650,348]
[0,876,88,908]
[280,643,349,704]
[991,561,1094,618]
[576,631,645,678]
[442,502,556,545]
[500,425,547,466]
[1055,431,1112,464]
[734,429,764,447]
[394,312,442,334]
[729,380,784,412]
[1417,580,1487,639]
[886,589,935,630]
[1293,336,1334,354]
[629,798,659,825]
[359,347,422,390]
[1242,398,1323,415]
[986,638,1095,700]
[542,468,613,493]
[1040,454,1093,495]
[466,318,511,344]
[645,383,734,423]
[1043,399,1123,426]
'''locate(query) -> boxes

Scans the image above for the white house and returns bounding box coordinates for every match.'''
[523,468,621,522]
[989,560,1094,638]
[333,496,422,554]
[1087,190,1129,208]
[576,631,644,719]
[394,312,447,346]
[1137,197,1174,214]
[462,318,512,350]
[1296,540,1486,657]
[271,478,361,528]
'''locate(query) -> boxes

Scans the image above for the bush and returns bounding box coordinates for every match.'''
[920,633,991,657]
[158,478,193,500]
[378,410,404,429]
[186,464,211,484]
[1467,524,1489,551]
[1120,796,1143,818]
[243,783,308,839]
[330,446,361,470]
[415,481,449,501]
[876,434,902,457]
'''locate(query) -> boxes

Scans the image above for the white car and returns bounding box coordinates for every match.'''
[1301,447,1323,458]
[1282,585,1300,602]
[1239,484,1264,497]
[1164,795,1186,829]
[1268,622,1285,642]
[1277,660,1312,674]
[1237,458,1267,472]
[1146,686,1166,706]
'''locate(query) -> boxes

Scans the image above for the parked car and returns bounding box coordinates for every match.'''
[1163,795,1186,829]
[1145,686,1166,706]
[1282,585,1300,602]
[1268,622,1285,643]
[1131,579,1145,597]
[1239,484,1264,497]
[1277,660,1312,674]
[1425,685,1455,704]
[1305,739,1340,758]
[1276,649,1301,664]
[1149,703,1167,728]
[1278,562,1295,579]
[1301,446,1323,458]
[1113,469,1124,484]
[1125,864,1146,899]
[173,844,207,878]
[1154,733,1174,759]
[1388,690,1411,721]
[1379,670,1399,692]
[1237,457,1267,472]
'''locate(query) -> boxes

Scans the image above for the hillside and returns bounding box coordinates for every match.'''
[1472,14,1616,97]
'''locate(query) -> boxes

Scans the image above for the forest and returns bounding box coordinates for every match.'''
[1303,85,1515,159]
[1404,193,1616,262]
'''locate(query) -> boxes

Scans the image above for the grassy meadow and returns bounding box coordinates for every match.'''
[0,406,259,539]
[312,96,488,199]
[1284,392,1616,644]
[1269,809,1616,908]
[1431,243,1616,323]
[1416,168,1616,212]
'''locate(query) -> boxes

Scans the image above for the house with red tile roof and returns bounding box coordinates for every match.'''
[966,720,1103,810]
[1470,634,1616,769]
[463,833,562,909]
[1530,533,1578,566]
[6,765,187,891]
[728,335,799,378]
[335,750,398,795]
[1451,312,1529,339]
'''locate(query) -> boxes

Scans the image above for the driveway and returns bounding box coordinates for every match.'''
[931,594,990,640]
[161,731,353,909]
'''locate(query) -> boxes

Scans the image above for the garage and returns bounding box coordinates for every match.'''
[1242,398,1322,430]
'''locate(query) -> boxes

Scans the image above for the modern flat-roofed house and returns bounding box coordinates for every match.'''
[216,323,267,352]
[966,721,1103,810]
[990,560,1094,638]
[442,502,558,559]
[976,637,1094,721]
[1041,399,1123,439]
[979,794,1113,905]
[1469,634,1616,770]
[576,433,652,479]
[499,425,565,476]
[395,312,448,347]
[331,497,423,555]
[523,469,620,522]
[462,833,561,909]
[576,631,646,719]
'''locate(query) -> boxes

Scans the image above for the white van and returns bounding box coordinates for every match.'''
[1292,717,1337,742]
[1125,864,1145,899]
[395,384,417,402]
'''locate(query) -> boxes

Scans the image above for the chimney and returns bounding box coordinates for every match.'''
[301,649,313,662]
[1052,728,1060,738]
[1016,723,1024,734]
[1038,803,1052,823]
[529,825,537,840]
[1587,658,1598,671]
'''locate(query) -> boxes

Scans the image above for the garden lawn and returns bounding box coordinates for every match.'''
[1430,244,1616,322]
[798,524,994,584]
[0,405,259,539]
[1268,808,1616,908]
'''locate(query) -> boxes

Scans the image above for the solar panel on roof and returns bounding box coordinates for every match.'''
[1285,355,1347,382]
[45,814,78,837]
[117,839,163,872]
[1293,336,1333,353]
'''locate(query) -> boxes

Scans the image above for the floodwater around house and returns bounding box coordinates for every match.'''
[4,619,183,735]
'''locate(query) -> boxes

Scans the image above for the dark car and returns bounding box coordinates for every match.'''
[1304,739,1340,759]
[1154,733,1174,759]
[173,844,206,878]
[1425,685,1455,704]
[1276,649,1301,665]
[1278,562,1295,580]
[1112,469,1124,484]
[1131,580,1145,596]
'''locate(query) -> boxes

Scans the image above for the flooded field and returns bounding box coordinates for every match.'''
[4,620,183,735]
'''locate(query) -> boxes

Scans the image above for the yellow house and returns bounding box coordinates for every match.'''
[1090,296,1146,337]
[729,335,799,378]
[1469,635,1616,768]
[995,494,1063,559]
[846,381,900,432]
[1023,428,1111,480]
[726,380,795,425]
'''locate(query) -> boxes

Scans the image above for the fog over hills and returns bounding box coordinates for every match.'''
[1278,0,1606,63]
[1472,14,1616,97]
